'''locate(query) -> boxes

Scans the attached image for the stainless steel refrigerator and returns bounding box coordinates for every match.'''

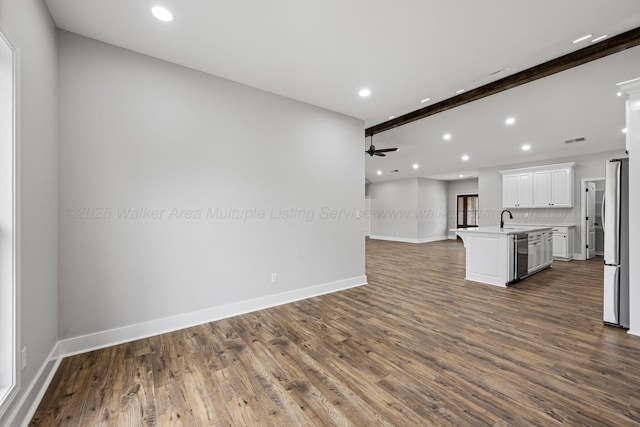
[603,158,629,328]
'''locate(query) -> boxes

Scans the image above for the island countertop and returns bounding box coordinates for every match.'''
[450,226,553,235]
[451,226,553,287]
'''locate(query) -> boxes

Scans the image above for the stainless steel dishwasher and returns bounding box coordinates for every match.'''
[512,233,529,283]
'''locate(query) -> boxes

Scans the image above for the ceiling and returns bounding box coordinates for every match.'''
[44,1,640,182]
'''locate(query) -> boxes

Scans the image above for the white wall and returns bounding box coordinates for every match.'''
[57,32,365,341]
[477,149,625,257]
[367,178,418,241]
[446,178,478,238]
[417,178,448,242]
[367,177,448,243]
[0,0,58,424]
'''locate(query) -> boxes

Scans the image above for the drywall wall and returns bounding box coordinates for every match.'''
[57,32,365,340]
[367,177,448,242]
[367,178,418,241]
[0,0,58,424]
[446,178,478,238]
[477,149,625,257]
[417,178,448,241]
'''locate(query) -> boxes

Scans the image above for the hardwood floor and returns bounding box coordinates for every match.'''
[31,239,640,426]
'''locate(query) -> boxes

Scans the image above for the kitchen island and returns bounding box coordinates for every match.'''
[452,226,553,287]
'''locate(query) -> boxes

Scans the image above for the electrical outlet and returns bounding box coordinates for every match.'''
[21,346,27,371]
[271,272,277,283]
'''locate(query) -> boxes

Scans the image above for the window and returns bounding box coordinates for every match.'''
[0,30,17,417]
[457,194,478,228]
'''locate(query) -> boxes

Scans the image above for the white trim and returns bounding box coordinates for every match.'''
[417,236,449,244]
[0,28,19,421]
[369,235,448,244]
[627,329,640,337]
[57,275,367,357]
[1,343,59,427]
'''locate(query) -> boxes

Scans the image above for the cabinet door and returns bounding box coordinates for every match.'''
[534,170,552,207]
[546,235,553,264]
[552,233,567,258]
[528,241,537,273]
[536,241,544,269]
[517,173,534,207]
[551,169,572,207]
[503,174,518,208]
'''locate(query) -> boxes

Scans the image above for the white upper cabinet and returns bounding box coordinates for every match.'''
[502,172,533,208]
[533,170,552,207]
[501,163,575,209]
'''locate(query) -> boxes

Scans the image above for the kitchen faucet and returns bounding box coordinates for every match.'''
[500,209,513,229]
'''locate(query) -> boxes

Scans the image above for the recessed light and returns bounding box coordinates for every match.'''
[420,98,430,103]
[572,34,592,44]
[443,133,452,141]
[459,174,465,178]
[461,155,469,161]
[505,117,516,125]
[151,6,174,22]
[359,88,371,97]
[388,115,396,119]
[376,170,382,175]
[592,35,608,43]
[623,128,627,134]
[617,91,623,97]
[522,144,531,151]
[455,89,465,94]
[412,164,419,169]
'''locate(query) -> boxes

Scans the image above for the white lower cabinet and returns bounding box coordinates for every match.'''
[552,226,574,260]
[527,231,553,274]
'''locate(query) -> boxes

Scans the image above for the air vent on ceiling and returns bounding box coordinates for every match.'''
[564,137,586,144]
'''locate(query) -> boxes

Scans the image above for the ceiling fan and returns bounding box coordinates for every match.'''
[365,135,398,157]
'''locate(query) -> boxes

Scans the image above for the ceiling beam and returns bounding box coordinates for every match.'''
[365,26,640,137]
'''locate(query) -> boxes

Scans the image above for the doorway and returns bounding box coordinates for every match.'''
[457,194,479,228]
[582,178,605,260]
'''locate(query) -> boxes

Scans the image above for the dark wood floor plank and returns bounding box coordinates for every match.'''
[119,354,156,426]
[31,239,640,425]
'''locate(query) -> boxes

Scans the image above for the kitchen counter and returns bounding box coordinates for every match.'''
[452,226,553,287]
[450,226,554,235]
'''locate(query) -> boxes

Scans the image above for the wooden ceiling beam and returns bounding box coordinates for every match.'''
[365,26,640,137]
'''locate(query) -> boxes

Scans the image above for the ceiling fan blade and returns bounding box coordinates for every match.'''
[375,152,386,157]
[375,148,398,153]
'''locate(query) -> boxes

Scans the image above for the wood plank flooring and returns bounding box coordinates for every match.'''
[31,238,640,426]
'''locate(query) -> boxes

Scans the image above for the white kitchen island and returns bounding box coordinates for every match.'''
[452,226,553,287]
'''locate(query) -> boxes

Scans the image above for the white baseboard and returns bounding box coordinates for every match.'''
[417,236,449,244]
[57,275,367,358]
[628,329,640,337]
[1,343,61,427]
[369,235,448,244]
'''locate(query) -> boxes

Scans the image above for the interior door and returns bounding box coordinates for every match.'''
[586,182,596,259]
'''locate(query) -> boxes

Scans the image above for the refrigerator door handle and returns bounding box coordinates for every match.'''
[601,192,605,230]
